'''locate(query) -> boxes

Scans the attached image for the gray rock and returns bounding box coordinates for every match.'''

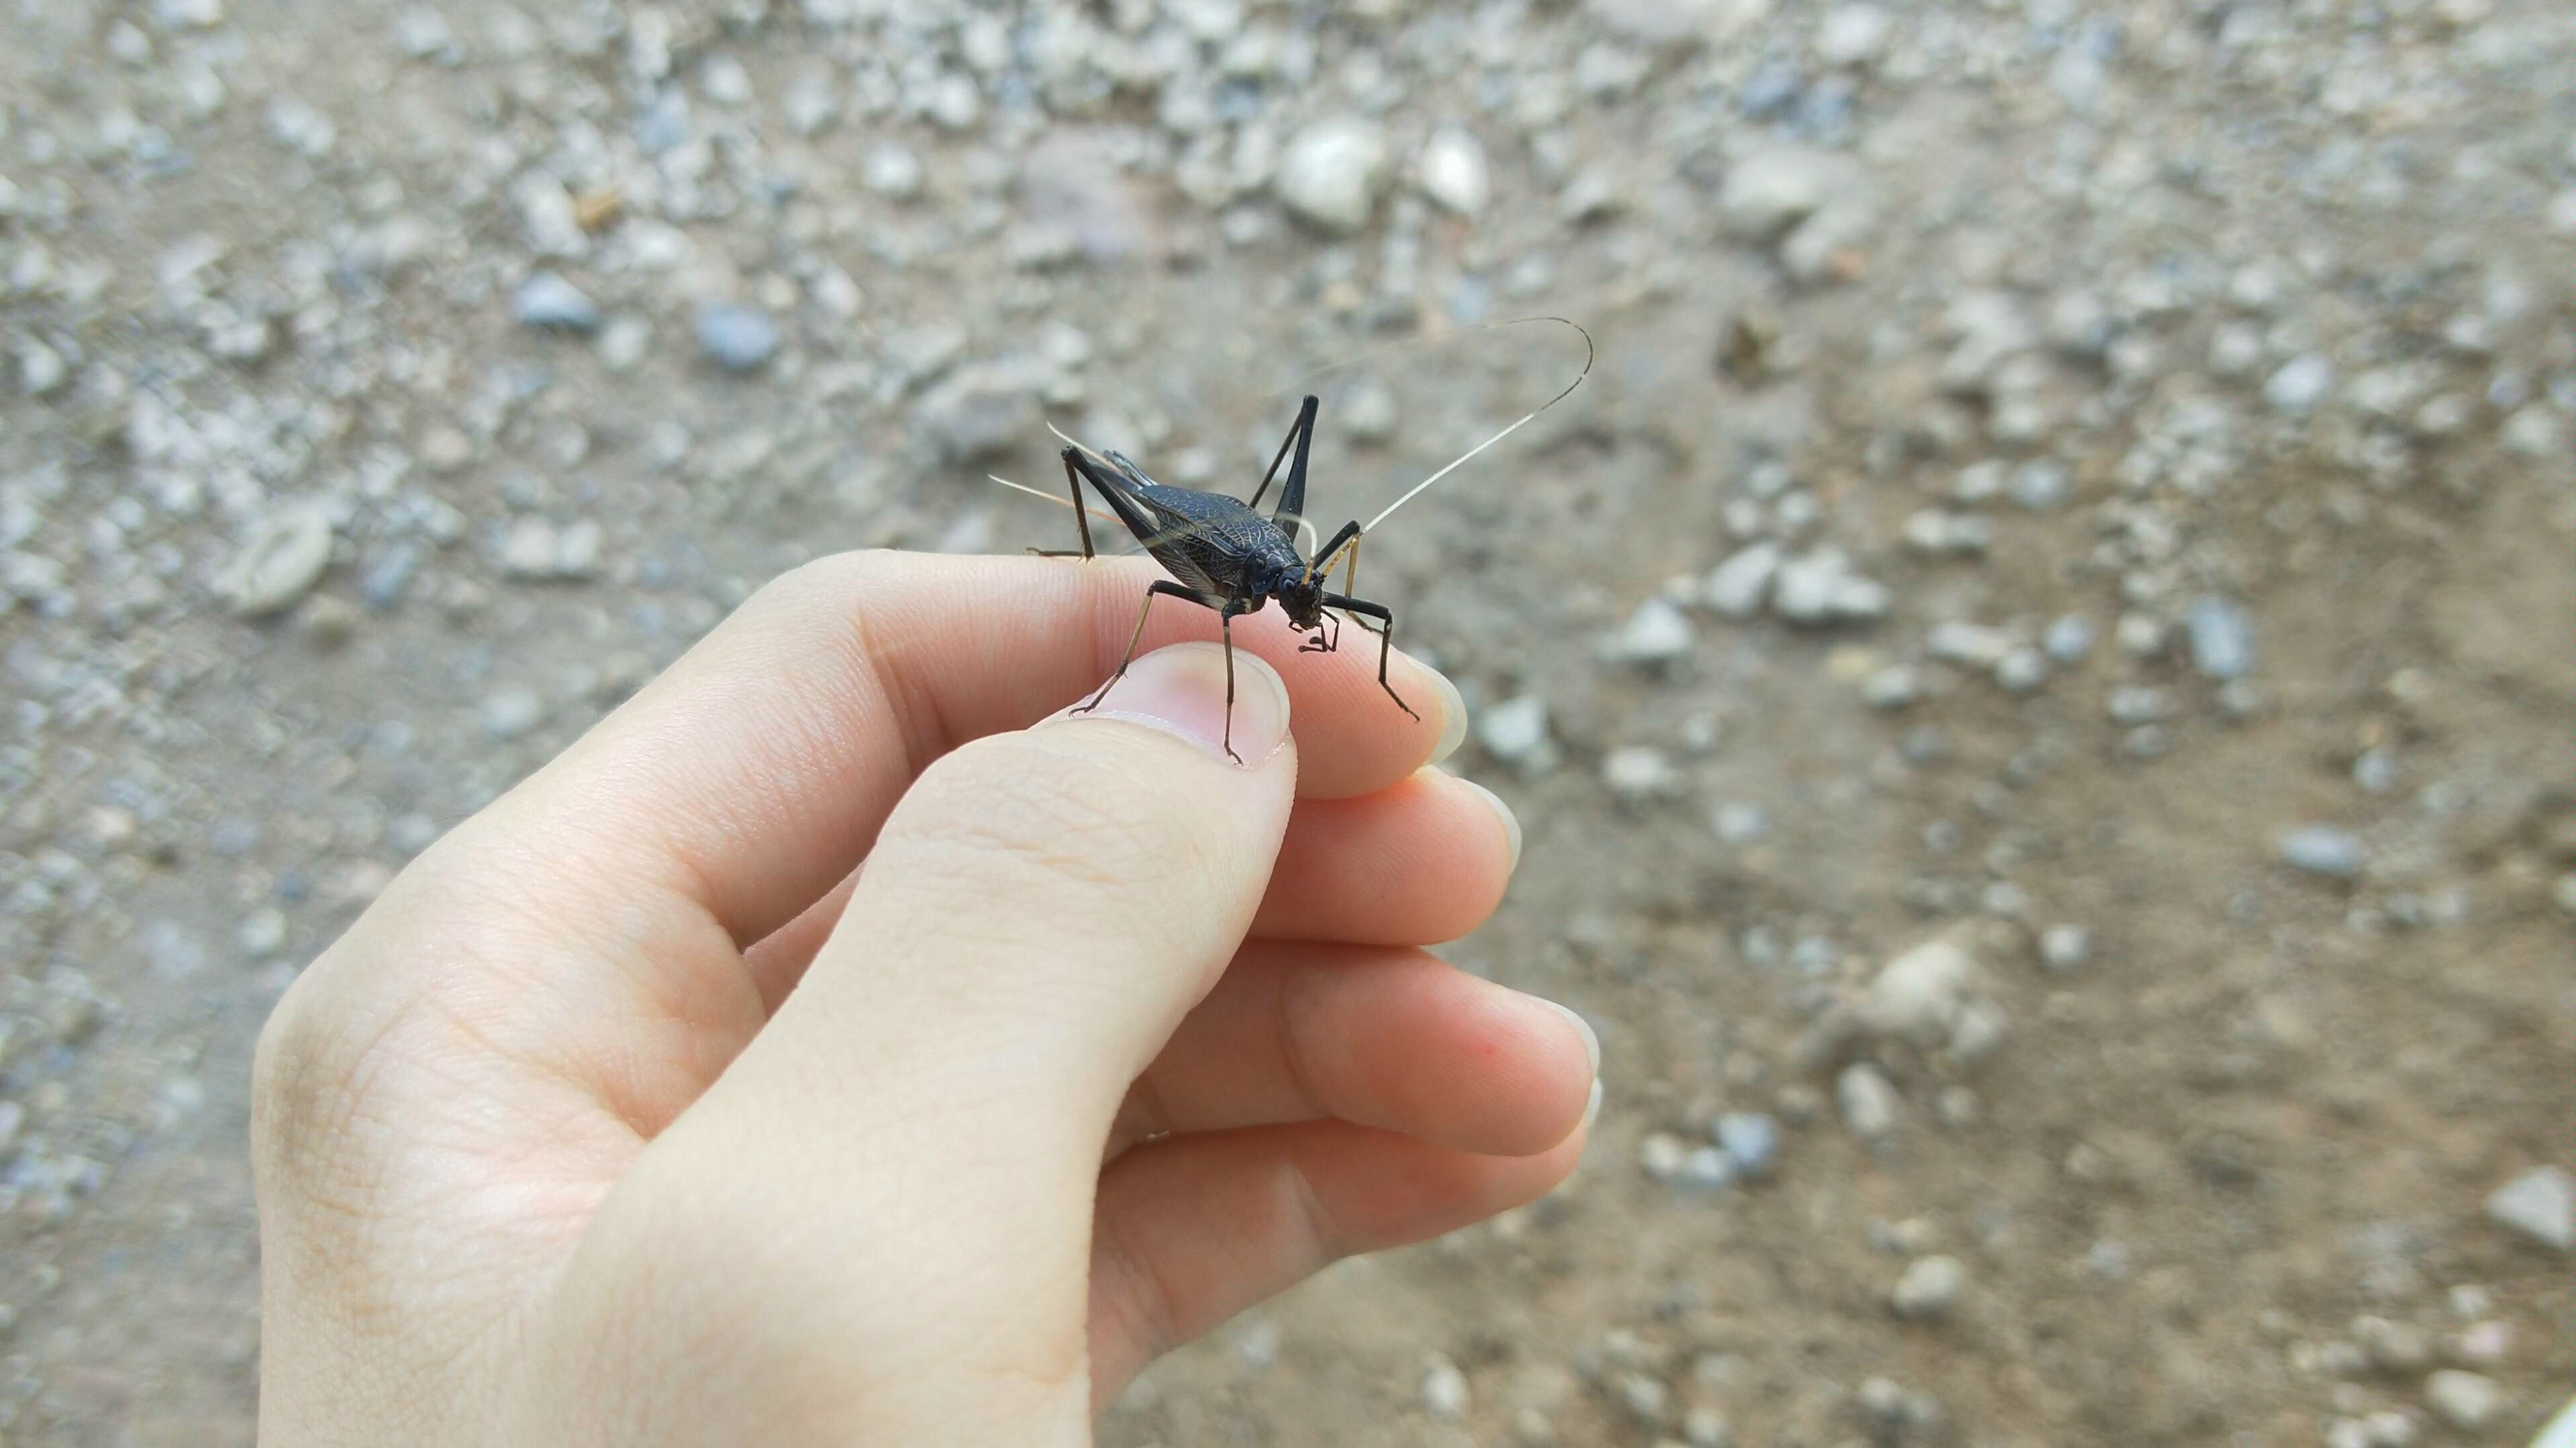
[1712,801,1769,844]
[2039,925,2091,972]
[1704,542,1781,618]
[1772,549,1888,625]
[2009,460,2072,511]
[1342,378,1398,443]
[1713,1112,1779,1177]
[1718,148,1848,239]
[912,362,1042,462]
[1862,936,1980,1045]
[2106,685,2173,725]
[1816,5,1889,66]
[358,541,419,609]
[511,173,588,258]
[1477,694,1554,773]
[1603,746,1682,803]
[221,504,334,617]
[513,270,599,331]
[17,339,68,397]
[695,304,781,370]
[1605,597,1695,666]
[1837,1062,1901,1140]
[2265,354,2335,415]
[2279,825,2367,878]
[1891,1255,1965,1320]
[2424,1370,2505,1433]
[2484,1166,2575,1253]
[479,687,544,740]
[862,142,926,199]
[1994,648,2050,694]
[2043,613,2097,662]
[2185,596,2255,680]
[1275,118,1389,235]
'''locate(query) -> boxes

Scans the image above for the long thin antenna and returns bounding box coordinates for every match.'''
[987,472,1123,526]
[1265,315,1594,403]
[1361,317,1594,533]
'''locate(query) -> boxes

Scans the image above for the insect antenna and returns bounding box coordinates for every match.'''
[1355,317,1593,535]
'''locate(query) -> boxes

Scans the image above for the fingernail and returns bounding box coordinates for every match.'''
[1049,641,1290,766]
[1581,1078,1603,1131]
[1457,777,1522,872]
[1536,998,1601,1079]
[1424,664,1469,766]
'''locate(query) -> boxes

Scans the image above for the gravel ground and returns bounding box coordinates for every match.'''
[3,1,2572,1443]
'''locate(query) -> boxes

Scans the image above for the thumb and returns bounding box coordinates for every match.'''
[544,641,1295,1443]
[778,636,1299,1117]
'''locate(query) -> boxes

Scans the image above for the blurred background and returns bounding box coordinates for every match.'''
[1,0,2571,1443]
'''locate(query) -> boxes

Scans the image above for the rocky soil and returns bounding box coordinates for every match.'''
[1,0,2571,1444]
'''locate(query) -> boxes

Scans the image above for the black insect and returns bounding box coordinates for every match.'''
[998,317,1593,762]
[1037,395,1408,762]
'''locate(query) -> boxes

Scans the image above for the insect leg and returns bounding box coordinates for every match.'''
[1216,597,1256,764]
[1060,449,1099,560]
[1077,579,1227,716]
[1246,395,1320,520]
[1320,592,1420,721]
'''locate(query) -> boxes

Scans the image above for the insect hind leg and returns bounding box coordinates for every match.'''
[1079,578,1230,717]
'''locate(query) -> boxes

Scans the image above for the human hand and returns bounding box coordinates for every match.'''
[251,551,1599,1445]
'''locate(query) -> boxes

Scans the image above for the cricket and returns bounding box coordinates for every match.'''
[993,318,1593,762]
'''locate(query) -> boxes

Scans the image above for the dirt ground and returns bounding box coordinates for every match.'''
[1,1,2570,1444]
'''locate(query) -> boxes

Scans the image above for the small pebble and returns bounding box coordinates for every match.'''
[1837,1062,1901,1140]
[1703,542,1781,619]
[2278,825,2367,879]
[1422,1355,1471,1419]
[1275,117,1389,235]
[694,304,781,371]
[2483,1166,2575,1253]
[2185,596,2256,680]
[1478,695,1555,774]
[1891,1255,1965,1320]
[221,504,334,617]
[2039,924,2091,972]
[1713,1113,1779,1177]
[1606,597,1695,666]
[480,687,544,740]
[2424,1369,2504,1433]
[2265,353,2335,415]
[513,270,599,331]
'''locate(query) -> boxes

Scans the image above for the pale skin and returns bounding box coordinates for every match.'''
[251,550,1600,1445]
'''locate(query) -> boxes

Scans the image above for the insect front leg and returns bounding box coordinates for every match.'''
[1320,591,1420,722]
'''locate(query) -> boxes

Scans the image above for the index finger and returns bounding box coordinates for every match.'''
[498,550,1463,949]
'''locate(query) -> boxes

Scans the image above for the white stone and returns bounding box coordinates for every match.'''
[1478,694,1555,773]
[1275,118,1389,235]
[2424,1370,2504,1433]
[221,503,334,616]
[2484,1166,2575,1253]
[1422,1355,1471,1419]
[1817,5,1888,65]
[1704,541,1780,618]
[1718,148,1844,239]
[1606,597,1695,665]
[1862,937,1979,1045]
[1418,127,1491,217]
[1837,1062,1901,1140]
[1891,1255,1964,1319]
